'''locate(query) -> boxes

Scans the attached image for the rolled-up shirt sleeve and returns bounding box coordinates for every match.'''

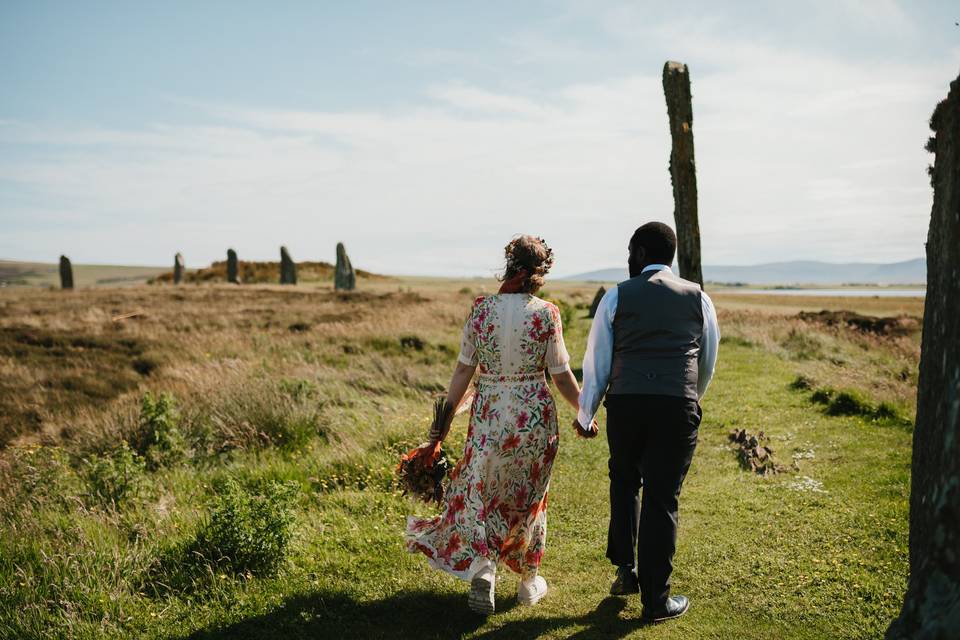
[577,287,618,428]
[697,292,719,399]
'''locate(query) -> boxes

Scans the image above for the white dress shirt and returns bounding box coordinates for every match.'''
[577,264,720,429]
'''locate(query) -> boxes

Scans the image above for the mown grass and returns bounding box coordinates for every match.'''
[0,282,915,639]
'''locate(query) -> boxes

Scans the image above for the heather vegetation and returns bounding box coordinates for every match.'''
[0,280,919,638]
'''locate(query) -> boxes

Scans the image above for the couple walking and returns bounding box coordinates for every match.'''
[405,222,720,622]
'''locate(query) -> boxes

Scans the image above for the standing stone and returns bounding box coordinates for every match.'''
[280,246,297,285]
[335,242,356,291]
[886,72,960,640]
[173,253,185,284]
[588,287,606,318]
[663,61,704,288]
[59,255,73,290]
[227,248,240,284]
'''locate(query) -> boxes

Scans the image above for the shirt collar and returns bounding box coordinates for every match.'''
[641,264,672,274]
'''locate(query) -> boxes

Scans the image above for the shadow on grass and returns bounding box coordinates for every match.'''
[185,591,649,640]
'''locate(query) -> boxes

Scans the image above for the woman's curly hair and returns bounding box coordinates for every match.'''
[501,235,554,293]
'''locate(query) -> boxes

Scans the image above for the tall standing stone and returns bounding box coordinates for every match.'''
[173,253,185,284]
[663,61,704,288]
[588,287,606,318]
[886,72,960,640]
[335,242,356,291]
[227,248,240,284]
[280,246,297,285]
[59,255,73,290]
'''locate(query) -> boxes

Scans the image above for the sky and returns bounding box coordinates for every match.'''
[1,1,959,277]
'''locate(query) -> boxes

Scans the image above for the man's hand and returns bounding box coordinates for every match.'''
[573,418,599,439]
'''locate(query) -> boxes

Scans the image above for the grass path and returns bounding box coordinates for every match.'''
[184,341,910,640]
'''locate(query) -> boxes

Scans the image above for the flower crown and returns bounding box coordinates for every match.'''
[504,236,554,276]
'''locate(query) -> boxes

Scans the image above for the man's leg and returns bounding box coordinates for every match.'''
[604,395,645,569]
[636,397,700,611]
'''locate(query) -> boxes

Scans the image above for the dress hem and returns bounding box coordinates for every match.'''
[405,516,494,582]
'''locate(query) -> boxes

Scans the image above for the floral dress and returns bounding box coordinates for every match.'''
[406,293,571,580]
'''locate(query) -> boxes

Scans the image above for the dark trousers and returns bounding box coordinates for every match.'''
[604,393,701,608]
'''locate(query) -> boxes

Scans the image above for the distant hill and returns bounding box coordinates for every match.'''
[561,258,927,286]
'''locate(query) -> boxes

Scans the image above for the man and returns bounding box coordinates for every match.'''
[574,221,719,622]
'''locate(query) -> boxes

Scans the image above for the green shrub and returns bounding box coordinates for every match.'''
[827,391,870,417]
[190,478,299,576]
[875,402,900,420]
[810,388,835,405]
[137,392,186,469]
[789,375,815,391]
[809,388,908,426]
[84,441,145,507]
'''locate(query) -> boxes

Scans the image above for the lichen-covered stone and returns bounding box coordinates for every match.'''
[280,246,297,285]
[886,71,960,639]
[227,249,240,284]
[663,60,704,288]
[59,255,73,290]
[335,242,356,291]
[173,253,185,284]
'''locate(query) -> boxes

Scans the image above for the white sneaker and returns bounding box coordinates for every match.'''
[468,565,496,615]
[518,575,548,606]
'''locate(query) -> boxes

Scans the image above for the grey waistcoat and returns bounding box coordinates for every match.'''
[608,269,704,400]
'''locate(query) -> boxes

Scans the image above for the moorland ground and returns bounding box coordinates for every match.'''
[0,278,922,639]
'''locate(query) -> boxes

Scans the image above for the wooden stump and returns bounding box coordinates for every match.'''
[886,72,960,639]
[226,249,240,284]
[335,242,356,291]
[58,255,73,290]
[662,61,704,288]
[173,253,185,285]
[589,287,606,318]
[280,246,297,285]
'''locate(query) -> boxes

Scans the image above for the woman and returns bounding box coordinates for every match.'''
[405,235,593,614]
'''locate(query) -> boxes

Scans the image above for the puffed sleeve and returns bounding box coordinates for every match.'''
[546,304,571,375]
[457,301,479,367]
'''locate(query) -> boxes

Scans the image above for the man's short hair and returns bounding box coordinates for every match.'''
[629,222,677,265]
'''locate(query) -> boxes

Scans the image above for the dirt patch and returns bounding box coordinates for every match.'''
[797,310,920,336]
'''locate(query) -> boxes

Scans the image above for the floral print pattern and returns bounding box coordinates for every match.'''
[406,294,570,580]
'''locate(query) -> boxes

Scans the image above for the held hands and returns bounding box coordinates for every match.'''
[572,418,599,439]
